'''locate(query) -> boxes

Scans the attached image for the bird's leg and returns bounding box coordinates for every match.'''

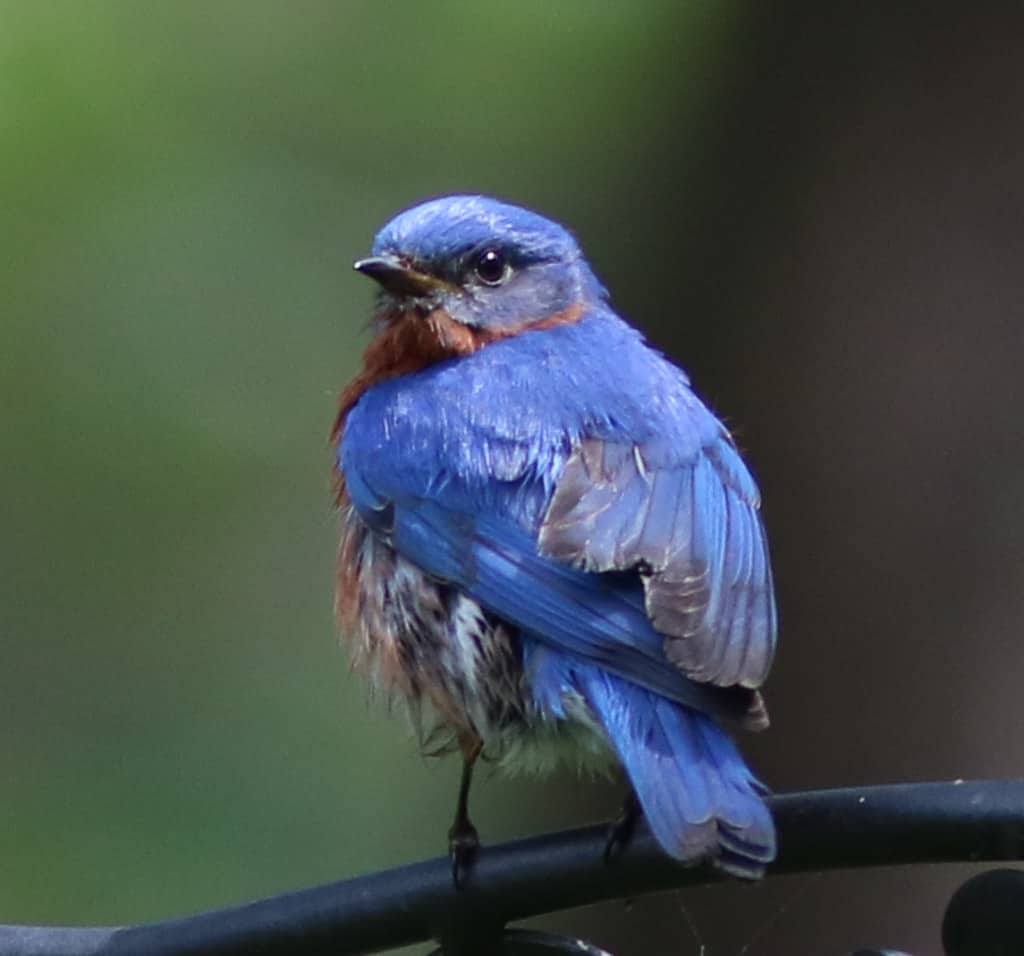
[448,731,483,889]
[603,788,642,862]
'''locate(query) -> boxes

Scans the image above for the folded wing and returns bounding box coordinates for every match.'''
[344,460,768,731]
[538,431,776,689]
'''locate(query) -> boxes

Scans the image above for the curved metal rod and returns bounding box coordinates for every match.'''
[427,929,617,956]
[1,780,1023,956]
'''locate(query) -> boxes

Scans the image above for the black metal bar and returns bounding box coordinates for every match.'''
[1,780,1023,956]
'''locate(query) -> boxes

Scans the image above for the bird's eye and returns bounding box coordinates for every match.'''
[473,248,509,286]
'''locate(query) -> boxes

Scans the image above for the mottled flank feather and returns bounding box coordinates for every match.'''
[337,491,528,746]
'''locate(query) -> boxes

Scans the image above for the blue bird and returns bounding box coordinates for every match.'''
[334,195,777,884]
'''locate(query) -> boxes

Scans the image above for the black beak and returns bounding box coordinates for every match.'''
[353,256,447,296]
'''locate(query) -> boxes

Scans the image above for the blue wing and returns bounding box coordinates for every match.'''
[344,456,766,730]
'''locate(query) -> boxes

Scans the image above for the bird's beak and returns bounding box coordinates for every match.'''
[353,255,448,296]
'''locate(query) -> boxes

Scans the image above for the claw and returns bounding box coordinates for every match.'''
[448,732,484,890]
[448,818,479,890]
[603,790,641,863]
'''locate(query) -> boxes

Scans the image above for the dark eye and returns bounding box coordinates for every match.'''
[473,248,509,286]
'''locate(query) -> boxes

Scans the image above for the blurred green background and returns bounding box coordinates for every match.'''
[5,3,1024,954]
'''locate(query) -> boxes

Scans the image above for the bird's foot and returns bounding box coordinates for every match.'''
[603,792,641,863]
[448,818,479,890]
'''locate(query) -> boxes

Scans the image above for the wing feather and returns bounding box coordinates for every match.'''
[539,427,775,689]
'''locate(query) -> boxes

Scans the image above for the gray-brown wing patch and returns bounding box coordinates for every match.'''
[539,436,775,690]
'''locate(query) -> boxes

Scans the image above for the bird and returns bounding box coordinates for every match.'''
[333,195,777,886]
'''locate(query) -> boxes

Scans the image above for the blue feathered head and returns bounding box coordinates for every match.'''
[355,195,605,332]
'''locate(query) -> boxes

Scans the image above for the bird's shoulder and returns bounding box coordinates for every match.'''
[342,308,709,461]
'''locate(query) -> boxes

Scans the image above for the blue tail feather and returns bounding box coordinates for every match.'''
[568,662,775,877]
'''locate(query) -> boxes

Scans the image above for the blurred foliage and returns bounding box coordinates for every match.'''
[0,0,743,935]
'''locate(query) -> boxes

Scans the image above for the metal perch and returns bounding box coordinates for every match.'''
[2,779,1023,956]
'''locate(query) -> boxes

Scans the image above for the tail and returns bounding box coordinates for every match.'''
[578,667,776,878]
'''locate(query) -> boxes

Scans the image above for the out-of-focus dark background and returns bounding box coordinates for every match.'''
[3,4,1023,953]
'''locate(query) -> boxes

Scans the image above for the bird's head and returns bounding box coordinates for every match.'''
[354,195,604,336]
